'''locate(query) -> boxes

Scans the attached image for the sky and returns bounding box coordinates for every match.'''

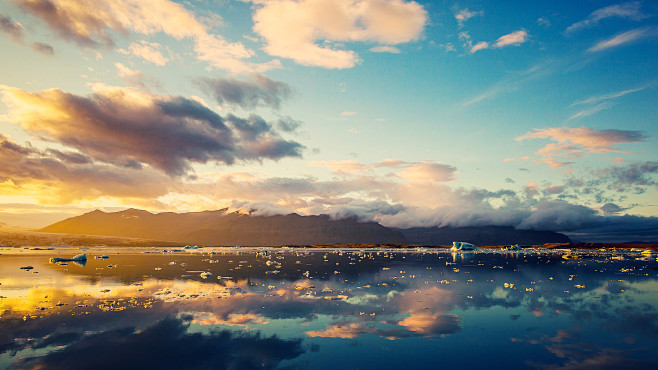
[0,0,657,242]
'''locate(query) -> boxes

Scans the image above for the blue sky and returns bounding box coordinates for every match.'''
[0,0,656,241]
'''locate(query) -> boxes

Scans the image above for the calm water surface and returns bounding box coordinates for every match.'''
[1,247,657,369]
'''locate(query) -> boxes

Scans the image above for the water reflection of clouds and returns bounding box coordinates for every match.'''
[1,250,657,368]
[15,316,304,370]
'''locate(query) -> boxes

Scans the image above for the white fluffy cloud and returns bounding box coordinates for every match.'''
[251,0,427,68]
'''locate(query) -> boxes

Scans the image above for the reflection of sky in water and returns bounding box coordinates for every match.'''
[1,248,657,369]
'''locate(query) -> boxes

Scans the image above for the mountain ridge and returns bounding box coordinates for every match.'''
[40,209,571,246]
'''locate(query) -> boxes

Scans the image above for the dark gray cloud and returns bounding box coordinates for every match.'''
[0,14,24,42]
[600,202,628,216]
[597,161,658,190]
[276,116,302,132]
[1,85,304,176]
[195,74,292,110]
[31,41,54,55]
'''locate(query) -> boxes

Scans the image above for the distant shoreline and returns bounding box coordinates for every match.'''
[1,230,656,251]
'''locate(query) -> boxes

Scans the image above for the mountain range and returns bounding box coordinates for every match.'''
[40,209,571,246]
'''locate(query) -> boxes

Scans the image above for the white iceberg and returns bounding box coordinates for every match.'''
[450,242,478,251]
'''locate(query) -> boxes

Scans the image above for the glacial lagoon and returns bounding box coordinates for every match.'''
[1,247,657,369]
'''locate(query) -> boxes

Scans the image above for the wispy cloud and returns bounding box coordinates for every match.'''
[115,63,150,91]
[587,27,652,52]
[568,83,656,120]
[516,126,647,167]
[455,8,483,27]
[0,14,23,42]
[251,0,427,68]
[566,2,646,34]
[462,63,550,106]
[568,102,611,120]
[31,41,54,55]
[128,41,169,66]
[466,29,529,53]
[369,46,401,54]
[571,86,649,106]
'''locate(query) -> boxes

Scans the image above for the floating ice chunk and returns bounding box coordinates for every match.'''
[50,254,87,263]
[503,244,522,251]
[450,242,478,251]
[95,255,109,259]
[20,266,34,270]
[200,272,212,279]
[266,260,280,267]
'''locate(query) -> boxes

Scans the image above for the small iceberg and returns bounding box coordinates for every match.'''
[50,254,87,263]
[450,241,478,251]
[502,244,522,251]
[200,272,212,279]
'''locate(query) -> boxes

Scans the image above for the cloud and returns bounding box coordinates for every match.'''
[0,14,23,42]
[537,17,550,27]
[587,27,652,52]
[128,41,168,66]
[470,41,489,53]
[251,0,427,68]
[571,86,649,106]
[465,29,529,53]
[569,83,655,120]
[9,0,271,73]
[455,8,482,27]
[0,134,173,203]
[462,63,551,106]
[600,202,628,215]
[276,117,302,133]
[369,45,401,53]
[194,74,292,110]
[114,63,149,90]
[568,102,611,120]
[0,84,304,176]
[30,41,54,55]
[516,126,647,166]
[566,2,646,34]
[594,161,658,190]
[493,29,528,48]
